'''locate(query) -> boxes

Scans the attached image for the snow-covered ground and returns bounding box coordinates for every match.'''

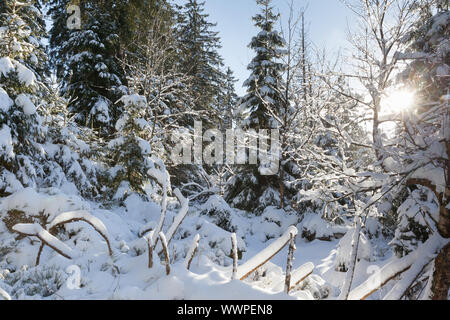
[0,188,393,300]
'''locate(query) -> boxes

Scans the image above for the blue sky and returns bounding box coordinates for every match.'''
[174,0,354,95]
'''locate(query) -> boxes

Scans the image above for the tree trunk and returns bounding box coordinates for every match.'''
[431,144,449,299]
[279,174,285,209]
[408,176,449,299]
[431,242,450,300]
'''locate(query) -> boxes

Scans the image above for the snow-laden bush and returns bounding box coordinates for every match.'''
[3,265,67,299]
[178,217,246,266]
[389,187,436,258]
[299,213,349,242]
[0,188,90,225]
[295,274,331,300]
[250,206,299,242]
[0,188,91,255]
[364,216,384,239]
[199,195,236,233]
[334,229,374,272]
[242,261,329,300]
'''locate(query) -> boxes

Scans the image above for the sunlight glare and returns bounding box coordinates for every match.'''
[381,88,415,114]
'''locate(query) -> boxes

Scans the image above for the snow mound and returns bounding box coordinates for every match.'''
[200,195,237,233]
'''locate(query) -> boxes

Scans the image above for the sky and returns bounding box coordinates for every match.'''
[174,0,355,95]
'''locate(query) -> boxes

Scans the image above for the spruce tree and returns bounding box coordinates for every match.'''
[0,0,48,196]
[48,0,126,136]
[107,94,170,202]
[238,0,286,129]
[224,0,286,213]
[43,80,102,199]
[217,67,238,131]
[176,0,226,127]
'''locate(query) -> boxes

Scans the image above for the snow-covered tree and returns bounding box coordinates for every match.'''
[225,0,286,214]
[329,0,449,300]
[107,94,170,203]
[238,0,286,130]
[48,0,126,135]
[217,67,238,132]
[0,0,48,196]
[42,81,102,198]
[392,7,449,299]
[176,0,226,127]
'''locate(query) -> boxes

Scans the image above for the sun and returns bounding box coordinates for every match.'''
[380,88,416,115]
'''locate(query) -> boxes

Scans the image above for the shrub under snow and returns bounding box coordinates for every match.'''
[334,229,374,272]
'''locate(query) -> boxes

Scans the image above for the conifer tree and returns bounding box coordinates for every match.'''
[238,0,286,130]
[225,0,286,213]
[176,0,226,127]
[0,0,48,196]
[107,94,170,202]
[43,80,102,199]
[217,67,238,131]
[48,0,126,136]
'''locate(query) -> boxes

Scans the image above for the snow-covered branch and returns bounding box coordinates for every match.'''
[185,234,200,270]
[12,223,75,262]
[47,210,113,257]
[0,286,11,300]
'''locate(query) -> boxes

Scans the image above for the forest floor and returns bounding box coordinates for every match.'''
[0,188,393,300]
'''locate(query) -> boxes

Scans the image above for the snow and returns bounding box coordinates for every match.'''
[90,99,110,123]
[0,187,392,301]
[0,188,90,221]
[300,213,349,241]
[0,57,14,77]
[137,137,151,155]
[147,156,170,188]
[334,228,373,272]
[0,87,13,112]
[184,234,200,269]
[159,231,170,262]
[383,236,447,300]
[15,62,36,86]
[2,0,446,303]
[411,164,446,194]
[337,217,362,300]
[47,210,112,256]
[118,94,147,108]
[0,125,14,159]
[48,211,106,235]
[15,93,36,115]
[231,233,238,279]
[115,262,296,300]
